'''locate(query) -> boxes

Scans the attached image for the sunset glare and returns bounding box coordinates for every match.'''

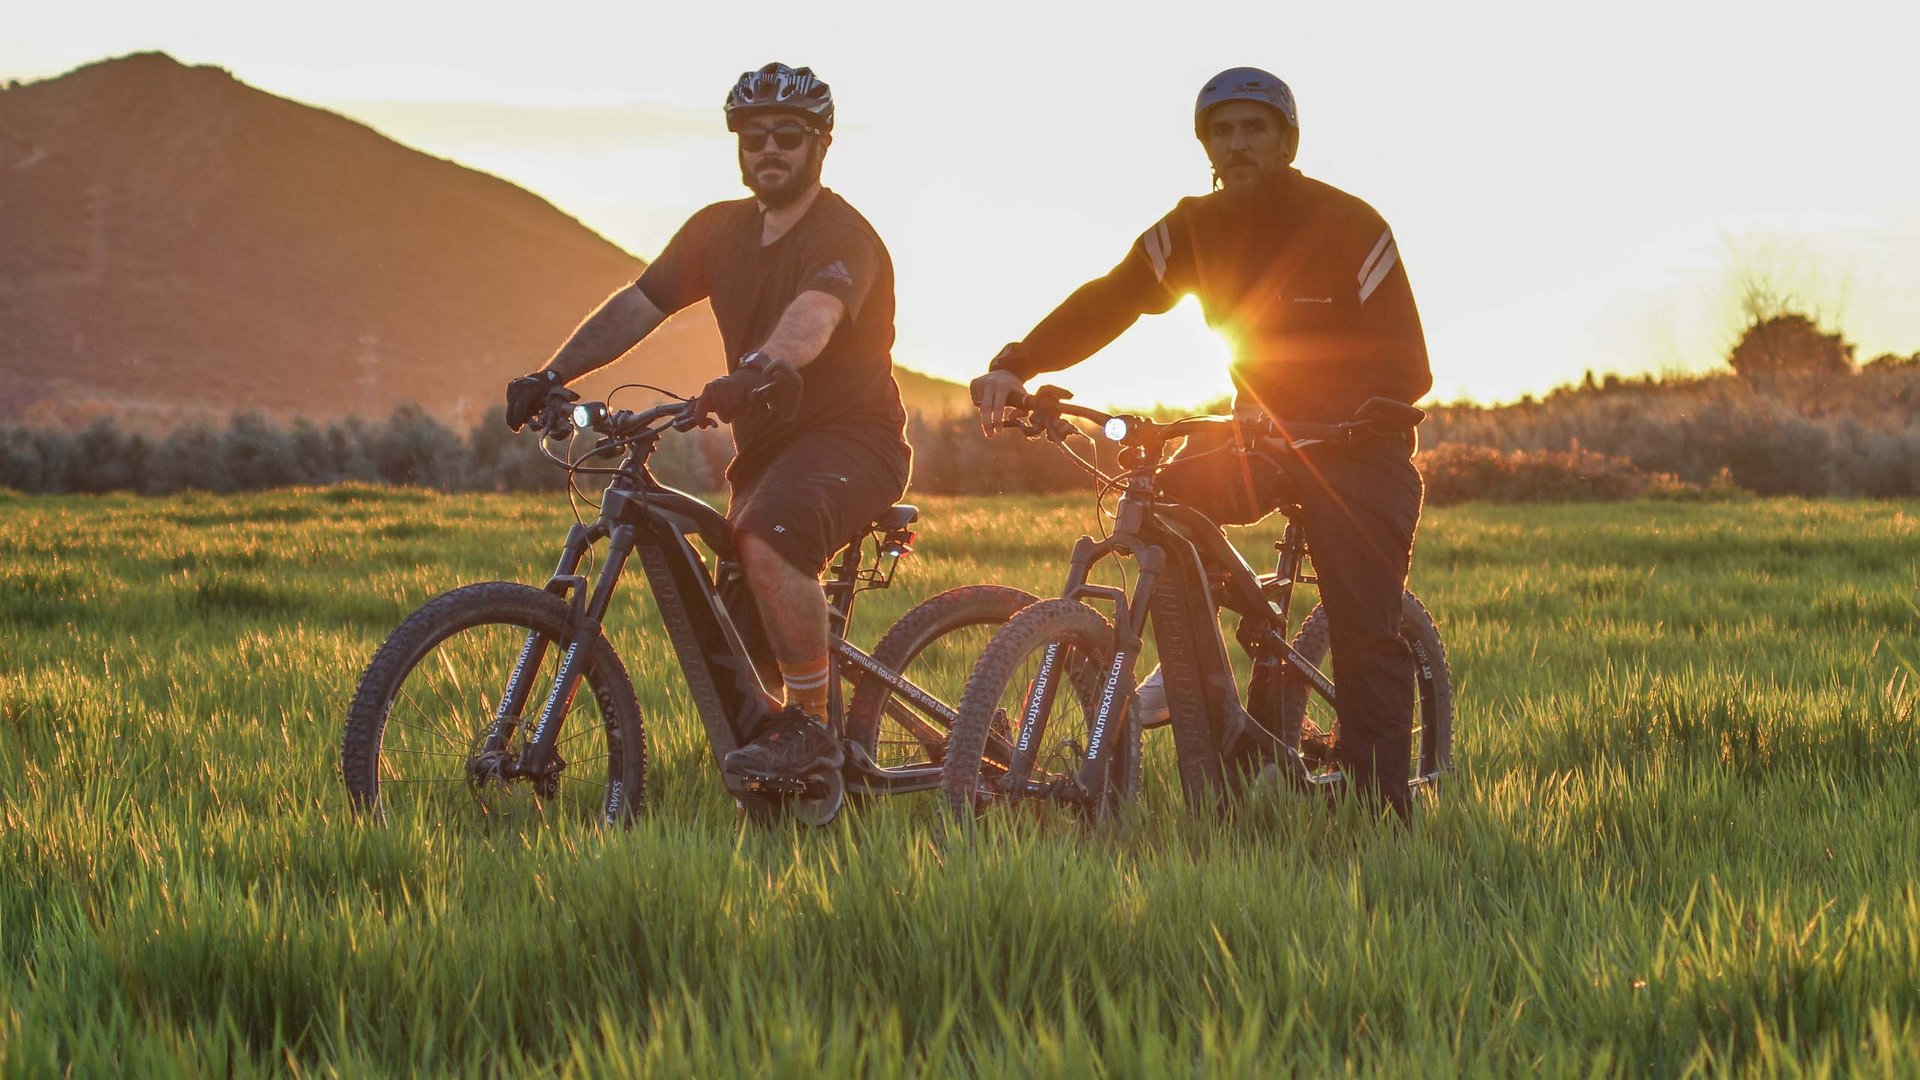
[7,0,1917,409]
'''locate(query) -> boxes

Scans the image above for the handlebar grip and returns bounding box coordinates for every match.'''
[530,387,582,438]
[1002,384,1076,411]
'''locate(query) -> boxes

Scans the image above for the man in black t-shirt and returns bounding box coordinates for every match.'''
[972,68,1433,820]
[504,63,910,782]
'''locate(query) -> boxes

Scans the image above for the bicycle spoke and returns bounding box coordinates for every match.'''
[397,680,469,743]
[554,713,606,750]
[381,746,471,760]
[385,697,466,749]
[420,676,474,746]
[880,699,949,750]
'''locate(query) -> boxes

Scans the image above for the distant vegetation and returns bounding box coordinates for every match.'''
[1421,347,1919,499]
[4,313,1915,501]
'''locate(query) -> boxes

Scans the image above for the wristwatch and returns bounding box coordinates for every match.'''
[988,343,1032,377]
[737,350,774,373]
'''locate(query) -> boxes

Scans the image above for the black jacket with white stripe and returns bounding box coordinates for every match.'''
[996,167,1432,426]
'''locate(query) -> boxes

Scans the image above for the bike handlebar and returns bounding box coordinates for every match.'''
[564,398,694,439]
[537,379,790,441]
[1003,388,1234,450]
[1002,386,1420,453]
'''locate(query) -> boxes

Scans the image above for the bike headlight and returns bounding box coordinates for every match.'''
[1103,417,1131,442]
[571,402,604,430]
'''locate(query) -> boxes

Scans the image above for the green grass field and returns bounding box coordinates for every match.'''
[3,488,1917,1076]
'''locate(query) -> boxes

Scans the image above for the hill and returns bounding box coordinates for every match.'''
[894,365,972,417]
[0,53,968,426]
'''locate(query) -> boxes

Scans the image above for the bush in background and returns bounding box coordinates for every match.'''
[1419,444,1732,506]
[1423,363,1920,497]
[4,356,1915,501]
[0,408,732,497]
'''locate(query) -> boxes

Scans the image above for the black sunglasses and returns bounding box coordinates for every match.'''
[738,124,814,152]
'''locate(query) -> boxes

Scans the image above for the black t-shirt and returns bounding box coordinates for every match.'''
[1003,168,1432,426]
[635,189,909,474]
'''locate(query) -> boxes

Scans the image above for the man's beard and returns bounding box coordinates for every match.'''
[1212,156,1288,198]
[741,148,823,209]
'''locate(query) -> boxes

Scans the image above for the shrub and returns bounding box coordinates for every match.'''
[1728,313,1853,383]
[1422,364,1920,498]
[2,365,1913,501]
[1419,444,1720,506]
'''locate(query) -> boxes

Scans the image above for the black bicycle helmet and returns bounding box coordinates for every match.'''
[1193,66,1297,140]
[725,63,835,132]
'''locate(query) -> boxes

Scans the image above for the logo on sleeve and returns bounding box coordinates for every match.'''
[814,260,855,287]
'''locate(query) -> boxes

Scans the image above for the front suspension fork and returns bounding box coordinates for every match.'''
[481,523,632,781]
[1001,539,1161,801]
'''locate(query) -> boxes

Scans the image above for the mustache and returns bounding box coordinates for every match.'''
[1223,153,1256,168]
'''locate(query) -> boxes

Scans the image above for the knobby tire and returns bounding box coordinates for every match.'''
[939,598,1142,827]
[342,581,647,826]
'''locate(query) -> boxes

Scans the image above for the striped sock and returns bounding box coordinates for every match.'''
[778,657,831,720]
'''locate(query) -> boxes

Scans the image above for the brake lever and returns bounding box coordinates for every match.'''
[533,388,581,440]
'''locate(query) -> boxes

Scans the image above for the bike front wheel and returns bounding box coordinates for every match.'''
[342,581,647,827]
[939,599,1141,826]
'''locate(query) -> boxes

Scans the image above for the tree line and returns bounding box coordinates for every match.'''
[4,318,1915,501]
[1421,355,1920,498]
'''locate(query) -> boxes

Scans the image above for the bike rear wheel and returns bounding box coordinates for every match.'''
[1276,590,1453,790]
[939,599,1141,826]
[844,584,1038,769]
[342,582,647,826]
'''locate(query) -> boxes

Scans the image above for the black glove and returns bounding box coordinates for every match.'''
[504,369,571,432]
[692,353,803,425]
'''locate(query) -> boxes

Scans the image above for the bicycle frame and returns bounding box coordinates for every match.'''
[472,426,947,807]
[984,387,1439,810]
[1015,442,1340,807]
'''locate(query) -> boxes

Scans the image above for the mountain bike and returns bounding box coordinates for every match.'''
[939,387,1453,823]
[341,394,1034,827]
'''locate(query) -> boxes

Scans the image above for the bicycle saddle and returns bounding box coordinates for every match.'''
[870,504,918,531]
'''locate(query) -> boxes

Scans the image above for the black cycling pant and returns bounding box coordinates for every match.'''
[1156,426,1424,819]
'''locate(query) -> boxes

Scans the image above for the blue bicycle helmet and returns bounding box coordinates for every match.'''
[1194,66,1298,155]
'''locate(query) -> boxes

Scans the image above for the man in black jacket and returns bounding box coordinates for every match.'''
[504,63,911,782]
[972,67,1433,818]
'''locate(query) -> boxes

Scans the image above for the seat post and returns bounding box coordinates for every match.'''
[825,540,863,639]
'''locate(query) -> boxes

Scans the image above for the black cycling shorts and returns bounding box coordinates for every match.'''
[727,429,911,576]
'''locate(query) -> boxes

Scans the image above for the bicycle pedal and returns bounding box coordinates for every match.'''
[738,773,811,796]
[741,771,842,797]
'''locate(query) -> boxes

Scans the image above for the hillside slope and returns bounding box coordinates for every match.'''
[0,53,964,426]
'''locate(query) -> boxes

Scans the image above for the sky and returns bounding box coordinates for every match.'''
[7,0,1918,408]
